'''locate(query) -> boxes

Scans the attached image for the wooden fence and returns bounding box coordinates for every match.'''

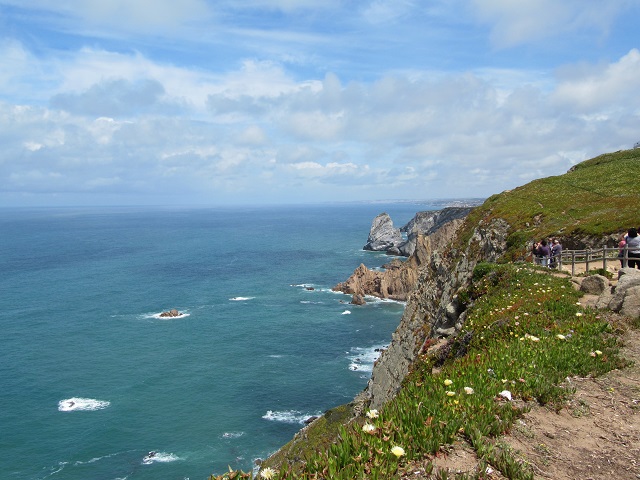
[534,245,637,276]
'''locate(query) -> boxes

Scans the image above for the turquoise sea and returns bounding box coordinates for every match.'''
[0,202,453,479]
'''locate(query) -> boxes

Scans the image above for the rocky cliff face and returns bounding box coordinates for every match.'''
[333,211,469,302]
[400,207,474,256]
[363,213,403,252]
[363,217,510,409]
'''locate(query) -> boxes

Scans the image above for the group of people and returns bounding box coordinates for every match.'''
[530,228,640,271]
[532,238,563,268]
[619,227,640,269]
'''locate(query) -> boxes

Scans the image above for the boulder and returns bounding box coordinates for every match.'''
[609,268,640,313]
[160,309,181,317]
[620,285,640,318]
[580,275,608,295]
[351,294,366,305]
[363,213,402,252]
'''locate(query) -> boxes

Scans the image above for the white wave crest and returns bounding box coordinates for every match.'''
[221,431,245,439]
[58,397,110,412]
[229,296,254,301]
[262,410,320,425]
[348,345,387,373]
[142,451,181,464]
[341,310,351,315]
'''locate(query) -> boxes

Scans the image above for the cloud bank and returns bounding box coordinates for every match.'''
[1,0,639,206]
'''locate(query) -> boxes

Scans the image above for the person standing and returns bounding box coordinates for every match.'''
[626,228,640,269]
[550,239,562,268]
[618,234,627,267]
[535,239,551,267]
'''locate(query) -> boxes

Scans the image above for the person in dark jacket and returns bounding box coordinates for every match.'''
[550,239,562,268]
[534,239,551,267]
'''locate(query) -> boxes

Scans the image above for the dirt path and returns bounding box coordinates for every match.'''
[500,318,640,479]
[403,279,640,479]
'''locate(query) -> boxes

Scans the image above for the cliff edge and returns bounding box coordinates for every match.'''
[224,148,640,479]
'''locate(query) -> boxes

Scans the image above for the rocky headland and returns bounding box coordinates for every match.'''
[333,207,473,303]
[218,148,640,479]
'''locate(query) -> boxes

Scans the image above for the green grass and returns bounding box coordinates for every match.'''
[459,148,640,259]
[209,149,639,479]
[210,264,629,479]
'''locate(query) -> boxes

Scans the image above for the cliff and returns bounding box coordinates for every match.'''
[229,148,640,478]
[332,208,471,302]
[364,217,509,408]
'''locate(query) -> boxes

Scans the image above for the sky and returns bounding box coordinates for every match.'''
[1,0,639,207]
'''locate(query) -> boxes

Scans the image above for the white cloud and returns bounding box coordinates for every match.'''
[3,45,639,204]
[361,0,416,25]
[553,49,640,111]
[470,0,632,47]
[1,0,639,205]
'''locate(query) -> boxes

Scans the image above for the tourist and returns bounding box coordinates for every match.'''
[618,234,627,267]
[550,238,562,268]
[534,239,551,267]
[626,228,640,269]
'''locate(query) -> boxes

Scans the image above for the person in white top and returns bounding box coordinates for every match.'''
[626,227,640,269]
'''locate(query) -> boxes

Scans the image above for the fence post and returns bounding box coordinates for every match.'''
[571,251,575,276]
[586,248,590,274]
[624,245,629,268]
[603,244,607,272]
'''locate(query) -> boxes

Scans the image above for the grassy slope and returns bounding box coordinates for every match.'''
[210,149,640,479]
[462,148,640,257]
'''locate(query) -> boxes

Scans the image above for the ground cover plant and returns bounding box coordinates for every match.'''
[211,263,627,479]
[459,148,640,259]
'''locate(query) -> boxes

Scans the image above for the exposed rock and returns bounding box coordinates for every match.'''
[364,217,510,409]
[399,207,473,257]
[159,309,181,317]
[363,213,402,252]
[351,294,366,305]
[580,274,608,295]
[334,211,472,302]
[608,268,640,317]
[621,285,640,318]
[609,268,640,312]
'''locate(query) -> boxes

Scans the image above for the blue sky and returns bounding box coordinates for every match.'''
[1,0,639,206]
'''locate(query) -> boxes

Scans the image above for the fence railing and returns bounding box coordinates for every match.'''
[533,245,636,276]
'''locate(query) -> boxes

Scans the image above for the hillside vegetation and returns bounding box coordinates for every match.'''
[209,149,640,479]
[462,148,640,258]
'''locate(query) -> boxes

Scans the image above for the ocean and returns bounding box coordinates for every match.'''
[0,202,456,479]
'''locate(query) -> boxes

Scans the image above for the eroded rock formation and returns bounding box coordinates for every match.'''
[333,210,470,302]
[363,217,510,409]
[363,213,402,252]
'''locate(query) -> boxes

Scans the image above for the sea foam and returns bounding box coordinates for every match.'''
[347,344,387,374]
[58,398,111,412]
[262,410,321,425]
[147,311,190,320]
[142,451,181,464]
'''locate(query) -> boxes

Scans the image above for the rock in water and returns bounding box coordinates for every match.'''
[351,294,366,305]
[160,309,181,317]
[363,213,402,251]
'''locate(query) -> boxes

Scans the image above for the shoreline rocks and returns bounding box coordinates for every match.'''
[333,208,473,302]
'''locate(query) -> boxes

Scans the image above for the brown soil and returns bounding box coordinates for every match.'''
[402,283,640,480]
